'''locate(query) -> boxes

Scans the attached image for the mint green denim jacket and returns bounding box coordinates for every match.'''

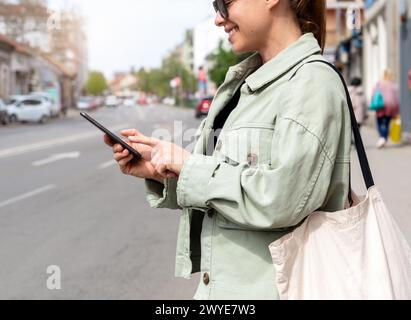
[144,33,352,300]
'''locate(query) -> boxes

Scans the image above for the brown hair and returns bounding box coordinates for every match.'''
[290,0,327,53]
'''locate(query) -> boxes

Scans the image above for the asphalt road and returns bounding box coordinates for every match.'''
[0,105,410,300]
[0,104,201,299]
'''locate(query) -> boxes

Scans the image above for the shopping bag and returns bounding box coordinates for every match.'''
[369,88,385,111]
[389,116,402,144]
[269,61,411,300]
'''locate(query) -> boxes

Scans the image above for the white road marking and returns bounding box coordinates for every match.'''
[98,160,116,169]
[32,152,81,167]
[0,185,56,209]
[0,125,129,159]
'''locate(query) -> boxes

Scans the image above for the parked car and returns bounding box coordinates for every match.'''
[0,99,9,125]
[93,96,105,108]
[29,92,61,118]
[5,96,26,122]
[162,97,176,106]
[123,97,136,107]
[105,95,120,107]
[137,97,149,106]
[6,96,51,124]
[195,96,214,118]
[76,97,97,110]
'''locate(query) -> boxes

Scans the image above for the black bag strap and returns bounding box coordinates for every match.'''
[290,60,375,191]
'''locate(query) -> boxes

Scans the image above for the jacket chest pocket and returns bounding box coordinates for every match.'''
[215,124,275,167]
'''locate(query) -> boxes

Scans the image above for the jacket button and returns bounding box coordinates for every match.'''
[247,153,258,166]
[203,273,210,286]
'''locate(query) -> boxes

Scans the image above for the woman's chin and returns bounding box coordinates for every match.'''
[231,44,247,55]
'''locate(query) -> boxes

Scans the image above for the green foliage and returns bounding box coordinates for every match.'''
[136,53,197,100]
[208,40,254,87]
[85,71,108,96]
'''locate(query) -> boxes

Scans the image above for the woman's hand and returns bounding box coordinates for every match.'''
[103,129,176,183]
[128,134,192,178]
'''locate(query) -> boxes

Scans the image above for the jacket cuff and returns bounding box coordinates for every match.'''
[145,178,180,209]
[176,154,219,209]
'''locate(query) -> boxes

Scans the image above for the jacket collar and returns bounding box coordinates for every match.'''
[233,33,321,92]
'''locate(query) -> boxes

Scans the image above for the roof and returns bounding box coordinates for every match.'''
[0,34,32,55]
[0,33,76,78]
[39,52,77,78]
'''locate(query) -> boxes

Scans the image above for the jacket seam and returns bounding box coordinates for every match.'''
[282,117,335,165]
[293,150,328,222]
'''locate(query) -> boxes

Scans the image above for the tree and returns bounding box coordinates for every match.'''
[135,53,197,102]
[208,40,253,87]
[85,71,107,96]
[161,52,197,103]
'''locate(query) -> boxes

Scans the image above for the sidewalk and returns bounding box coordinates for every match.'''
[351,124,411,244]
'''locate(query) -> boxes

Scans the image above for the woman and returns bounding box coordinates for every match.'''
[104,0,351,300]
[372,69,400,149]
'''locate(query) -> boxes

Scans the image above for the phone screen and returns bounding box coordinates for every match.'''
[80,112,142,160]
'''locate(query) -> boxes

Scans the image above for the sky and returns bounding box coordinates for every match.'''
[50,0,216,79]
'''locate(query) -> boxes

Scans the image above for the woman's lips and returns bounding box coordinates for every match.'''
[228,27,239,43]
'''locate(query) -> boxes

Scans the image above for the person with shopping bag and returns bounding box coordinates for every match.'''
[104,0,411,300]
[371,69,400,149]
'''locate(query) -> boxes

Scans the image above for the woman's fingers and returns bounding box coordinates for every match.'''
[104,134,115,147]
[113,144,124,153]
[128,135,158,147]
[121,129,140,138]
[165,171,178,178]
[119,154,133,166]
[155,163,168,177]
[114,149,129,161]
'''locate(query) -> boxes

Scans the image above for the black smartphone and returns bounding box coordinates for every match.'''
[80,112,142,160]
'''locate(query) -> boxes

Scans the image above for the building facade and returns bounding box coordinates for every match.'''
[0,34,75,109]
[0,35,13,98]
[325,0,365,80]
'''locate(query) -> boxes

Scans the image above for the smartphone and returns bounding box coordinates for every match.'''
[80,112,142,160]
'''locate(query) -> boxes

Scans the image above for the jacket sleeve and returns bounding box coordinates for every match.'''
[145,178,182,210]
[176,71,348,230]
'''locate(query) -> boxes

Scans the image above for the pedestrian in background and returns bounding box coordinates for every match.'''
[104,0,352,300]
[348,77,367,130]
[371,69,400,149]
[198,66,208,97]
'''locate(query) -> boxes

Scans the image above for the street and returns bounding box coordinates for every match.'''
[0,105,410,299]
[0,105,201,299]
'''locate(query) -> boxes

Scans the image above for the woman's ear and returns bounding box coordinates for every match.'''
[265,0,280,10]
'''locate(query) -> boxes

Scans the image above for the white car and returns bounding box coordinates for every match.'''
[6,96,51,124]
[123,97,135,107]
[105,95,119,107]
[76,97,95,110]
[29,92,61,117]
[162,97,176,105]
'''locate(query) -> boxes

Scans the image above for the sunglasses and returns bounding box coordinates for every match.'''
[213,0,230,20]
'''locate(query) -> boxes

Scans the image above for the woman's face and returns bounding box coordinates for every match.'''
[214,0,274,54]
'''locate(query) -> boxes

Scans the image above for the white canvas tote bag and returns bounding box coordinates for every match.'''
[269,61,411,300]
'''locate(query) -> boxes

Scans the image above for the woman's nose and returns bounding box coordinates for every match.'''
[214,11,225,27]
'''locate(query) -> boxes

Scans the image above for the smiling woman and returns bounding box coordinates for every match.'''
[104,0,353,301]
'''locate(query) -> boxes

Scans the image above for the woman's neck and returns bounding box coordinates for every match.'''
[258,20,302,64]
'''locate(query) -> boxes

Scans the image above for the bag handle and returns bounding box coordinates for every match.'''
[291,60,375,190]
